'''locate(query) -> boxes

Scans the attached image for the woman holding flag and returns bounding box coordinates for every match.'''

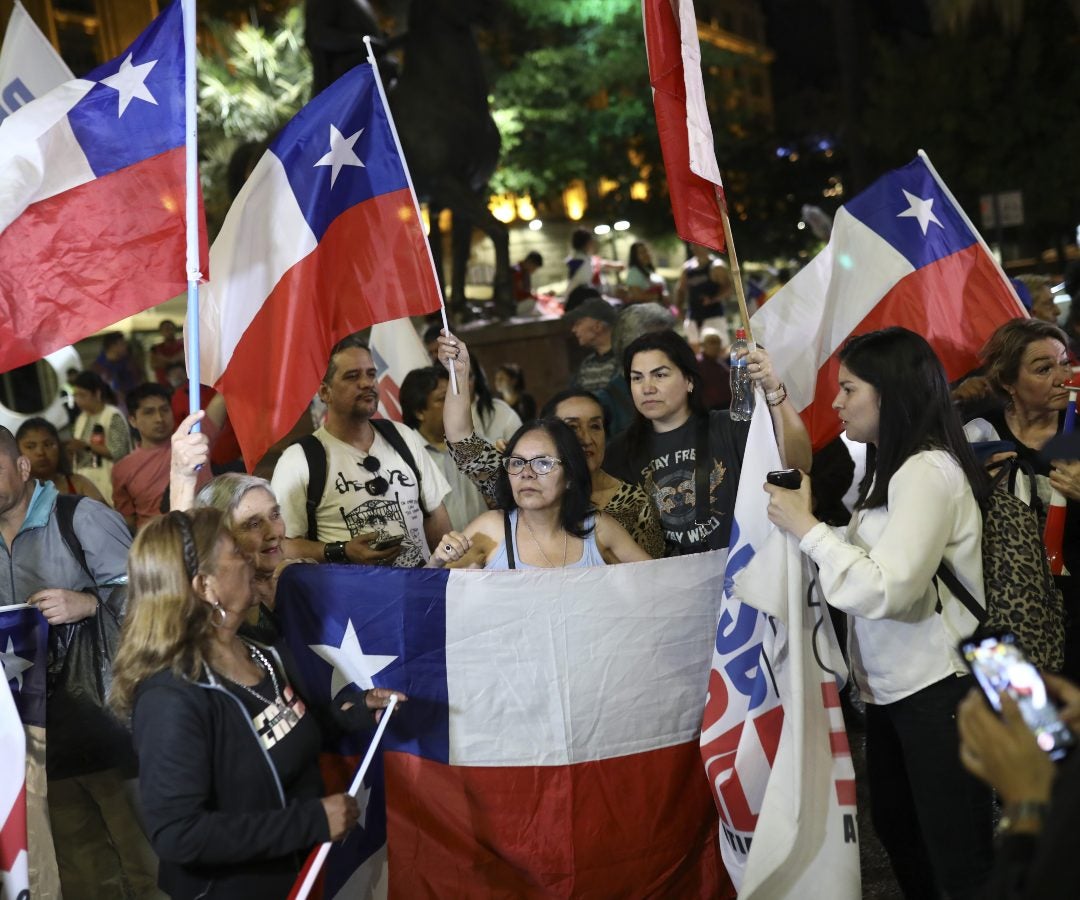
[604,329,810,555]
[110,508,404,899]
[764,327,994,898]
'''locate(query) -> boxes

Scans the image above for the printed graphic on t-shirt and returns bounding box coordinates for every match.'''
[333,459,425,568]
[642,450,728,550]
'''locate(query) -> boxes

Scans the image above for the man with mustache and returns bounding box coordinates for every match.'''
[272,335,452,568]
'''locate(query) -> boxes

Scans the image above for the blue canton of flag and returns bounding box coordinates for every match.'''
[271,64,409,242]
[0,606,48,728]
[278,565,451,896]
[843,156,977,269]
[66,0,184,178]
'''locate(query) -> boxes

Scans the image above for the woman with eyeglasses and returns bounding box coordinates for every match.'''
[435,333,665,558]
[427,418,650,569]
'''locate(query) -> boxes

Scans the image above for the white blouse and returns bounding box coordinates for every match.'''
[799,450,984,705]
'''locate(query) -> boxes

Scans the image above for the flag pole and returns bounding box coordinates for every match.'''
[182,0,202,422]
[362,36,458,395]
[288,695,400,900]
[716,187,754,345]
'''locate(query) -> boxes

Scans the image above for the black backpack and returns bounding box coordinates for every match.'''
[299,420,427,542]
[936,461,1066,671]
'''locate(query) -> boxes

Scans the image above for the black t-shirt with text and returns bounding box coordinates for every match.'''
[605,411,750,555]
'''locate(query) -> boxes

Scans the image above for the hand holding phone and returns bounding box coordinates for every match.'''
[960,631,1076,760]
[369,533,405,551]
[766,468,802,490]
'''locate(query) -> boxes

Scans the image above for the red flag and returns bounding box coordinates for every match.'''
[199,64,442,470]
[751,152,1024,451]
[642,0,726,252]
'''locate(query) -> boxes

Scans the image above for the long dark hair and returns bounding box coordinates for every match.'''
[841,328,987,509]
[628,241,653,278]
[493,418,595,538]
[72,370,117,406]
[621,330,706,463]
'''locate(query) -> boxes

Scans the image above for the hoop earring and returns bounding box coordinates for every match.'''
[210,601,227,628]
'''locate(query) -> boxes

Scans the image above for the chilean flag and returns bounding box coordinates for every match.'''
[752,152,1025,450]
[643,0,726,252]
[0,0,202,374]
[199,63,442,470]
[275,557,733,898]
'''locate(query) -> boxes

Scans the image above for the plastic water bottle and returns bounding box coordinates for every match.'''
[729,328,755,422]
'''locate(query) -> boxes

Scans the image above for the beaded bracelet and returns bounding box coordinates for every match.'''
[765,382,788,407]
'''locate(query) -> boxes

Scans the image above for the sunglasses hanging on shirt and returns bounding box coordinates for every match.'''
[360,455,389,496]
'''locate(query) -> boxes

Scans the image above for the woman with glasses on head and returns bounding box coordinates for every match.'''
[110,508,404,899]
[427,418,650,570]
[435,333,665,558]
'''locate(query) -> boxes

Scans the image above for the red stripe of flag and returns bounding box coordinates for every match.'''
[801,244,1010,450]
[643,0,725,252]
[217,187,440,468]
[384,744,734,899]
[0,147,206,373]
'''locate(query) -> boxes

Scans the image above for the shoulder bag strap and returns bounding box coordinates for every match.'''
[54,493,91,578]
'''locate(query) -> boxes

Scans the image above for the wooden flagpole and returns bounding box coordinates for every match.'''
[716,186,754,346]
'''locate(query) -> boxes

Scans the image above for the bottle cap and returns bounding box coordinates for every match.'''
[735,328,747,339]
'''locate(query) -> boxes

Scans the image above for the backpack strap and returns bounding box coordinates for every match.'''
[504,511,516,570]
[54,494,91,578]
[370,419,428,517]
[933,560,987,623]
[298,434,327,542]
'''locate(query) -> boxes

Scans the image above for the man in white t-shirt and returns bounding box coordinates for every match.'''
[272,336,452,568]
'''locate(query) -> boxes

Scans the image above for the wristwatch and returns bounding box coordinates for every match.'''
[324,541,348,563]
[996,800,1048,836]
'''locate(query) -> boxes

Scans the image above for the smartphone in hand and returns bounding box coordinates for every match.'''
[766,468,801,490]
[960,631,1076,760]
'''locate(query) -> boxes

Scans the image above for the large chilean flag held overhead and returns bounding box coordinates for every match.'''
[0,0,200,374]
[199,64,442,470]
[752,152,1024,450]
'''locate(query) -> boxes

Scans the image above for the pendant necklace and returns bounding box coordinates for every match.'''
[522,515,568,568]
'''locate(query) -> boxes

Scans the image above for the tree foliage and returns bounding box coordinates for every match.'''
[197,6,312,235]
[489,0,754,236]
[861,2,1080,250]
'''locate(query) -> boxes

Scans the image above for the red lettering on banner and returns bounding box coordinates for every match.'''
[702,666,730,732]
[835,779,856,807]
[828,730,851,757]
[752,706,784,767]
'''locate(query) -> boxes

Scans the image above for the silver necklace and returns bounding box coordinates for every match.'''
[521,515,568,567]
[216,644,280,706]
